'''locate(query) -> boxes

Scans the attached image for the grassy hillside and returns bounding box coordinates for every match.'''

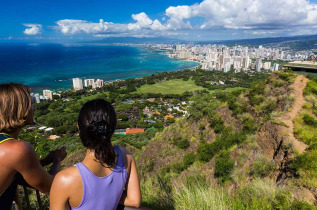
[135,72,317,209]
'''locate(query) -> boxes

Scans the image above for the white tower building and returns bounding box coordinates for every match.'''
[256,59,262,72]
[73,78,83,90]
[43,90,53,100]
[84,79,95,87]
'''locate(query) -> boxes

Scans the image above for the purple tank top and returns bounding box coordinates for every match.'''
[71,146,127,210]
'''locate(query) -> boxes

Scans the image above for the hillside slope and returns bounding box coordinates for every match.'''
[137,72,317,209]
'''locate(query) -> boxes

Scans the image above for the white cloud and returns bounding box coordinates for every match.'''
[57,12,168,37]
[23,24,42,35]
[165,5,193,30]
[53,0,317,39]
[128,12,153,30]
[151,20,166,31]
[56,19,108,34]
[165,0,317,31]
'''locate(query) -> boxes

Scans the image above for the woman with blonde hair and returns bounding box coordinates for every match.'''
[0,83,66,210]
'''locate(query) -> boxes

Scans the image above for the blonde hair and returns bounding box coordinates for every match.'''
[0,83,33,133]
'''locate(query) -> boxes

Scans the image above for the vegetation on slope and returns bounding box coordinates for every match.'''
[137,71,316,209]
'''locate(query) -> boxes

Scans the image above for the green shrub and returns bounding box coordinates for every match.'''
[272,78,285,87]
[209,112,225,133]
[294,114,317,145]
[277,72,296,82]
[219,127,247,147]
[197,128,247,162]
[182,153,196,169]
[262,100,278,114]
[197,143,215,162]
[214,91,229,102]
[158,165,171,176]
[235,179,293,210]
[272,191,292,209]
[174,138,190,149]
[250,157,275,177]
[199,122,206,130]
[170,162,184,174]
[250,82,265,95]
[241,114,258,133]
[304,80,317,96]
[228,96,248,115]
[290,201,317,210]
[144,159,155,172]
[214,150,234,183]
[271,120,289,128]
[249,94,264,106]
[290,148,317,189]
[303,114,317,127]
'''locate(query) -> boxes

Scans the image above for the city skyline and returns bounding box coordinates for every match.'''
[1,0,317,42]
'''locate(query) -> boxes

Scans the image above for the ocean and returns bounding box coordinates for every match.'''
[0,43,198,92]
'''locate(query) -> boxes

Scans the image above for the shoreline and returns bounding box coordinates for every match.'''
[28,45,200,94]
[34,64,200,95]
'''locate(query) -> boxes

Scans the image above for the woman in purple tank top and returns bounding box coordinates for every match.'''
[50,99,141,210]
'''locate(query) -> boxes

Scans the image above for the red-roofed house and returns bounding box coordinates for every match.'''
[125,128,145,134]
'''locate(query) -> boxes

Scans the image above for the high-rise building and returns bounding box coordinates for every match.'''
[84,79,95,87]
[263,62,271,70]
[256,59,262,72]
[220,54,224,67]
[73,78,83,90]
[242,56,250,69]
[176,45,182,51]
[223,64,231,73]
[280,51,284,60]
[223,57,232,66]
[273,63,279,71]
[202,63,208,70]
[92,79,104,89]
[179,51,191,59]
[31,93,41,104]
[43,90,53,100]
[233,61,241,70]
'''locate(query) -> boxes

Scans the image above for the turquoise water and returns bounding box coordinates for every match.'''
[0,43,198,92]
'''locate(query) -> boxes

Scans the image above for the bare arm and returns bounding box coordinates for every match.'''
[120,147,141,208]
[14,142,66,194]
[14,141,54,194]
[50,170,72,210]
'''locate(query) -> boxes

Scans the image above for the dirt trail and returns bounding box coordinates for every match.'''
[277,75,309,154]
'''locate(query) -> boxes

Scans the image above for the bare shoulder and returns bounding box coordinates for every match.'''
[4,140,35,160]
[9,139,33,152]
[50,166,82,204]
[53,166,81,187]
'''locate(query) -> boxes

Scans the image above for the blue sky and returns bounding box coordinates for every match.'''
[1,0,317,42]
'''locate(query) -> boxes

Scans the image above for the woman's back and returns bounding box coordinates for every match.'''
[50,99,141,210]
[72,146,127,210]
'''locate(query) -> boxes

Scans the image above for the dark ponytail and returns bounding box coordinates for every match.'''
[78,99,117,167]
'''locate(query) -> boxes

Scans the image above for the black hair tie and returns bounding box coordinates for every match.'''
[89,120,113,135]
